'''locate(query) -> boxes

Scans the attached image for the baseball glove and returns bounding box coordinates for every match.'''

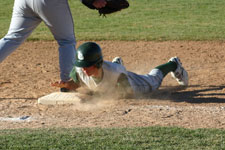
[81,0,129,16]
[98,0,129,16]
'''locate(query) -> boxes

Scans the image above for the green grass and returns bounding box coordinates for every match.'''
[0,127,225,150]
[0,0,225,41]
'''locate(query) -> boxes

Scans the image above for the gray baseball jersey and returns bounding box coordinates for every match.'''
[72,61,164,95]
[0,0,76,81]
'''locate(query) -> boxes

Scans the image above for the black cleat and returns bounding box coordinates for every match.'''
[60,88,70,92]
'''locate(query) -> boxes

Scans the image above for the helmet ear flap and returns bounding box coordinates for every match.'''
[95,60,103,68]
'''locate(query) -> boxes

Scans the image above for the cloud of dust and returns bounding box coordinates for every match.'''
[70,62,172,112]
[71,88,122,111]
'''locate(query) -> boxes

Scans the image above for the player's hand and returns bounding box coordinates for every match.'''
[51,81,68,88]
[93,0,107,8]
[51,80,79,90]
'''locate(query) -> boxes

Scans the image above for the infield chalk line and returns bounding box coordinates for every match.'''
[0,116,31,122]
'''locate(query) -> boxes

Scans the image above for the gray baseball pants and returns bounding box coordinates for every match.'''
[0,0,76,81]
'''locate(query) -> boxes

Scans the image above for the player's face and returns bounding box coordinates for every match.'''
[82,65,99,77]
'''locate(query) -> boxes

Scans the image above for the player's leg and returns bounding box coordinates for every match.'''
[155,60,177,77]
[155,57,188,86]
[146,69,164,91]
[145,57,188,93]
[0,0,41,63]
[36,0,76,82]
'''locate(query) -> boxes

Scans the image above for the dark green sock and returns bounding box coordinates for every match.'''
[155,61,177,77]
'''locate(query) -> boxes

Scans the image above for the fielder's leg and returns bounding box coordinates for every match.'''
[0,0,41,63]
[37,0,76,82]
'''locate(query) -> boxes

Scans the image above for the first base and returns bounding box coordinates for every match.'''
[38,92,81,105]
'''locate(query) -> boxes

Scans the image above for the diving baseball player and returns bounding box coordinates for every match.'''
[0,0,106,92]
[52,42,188,97]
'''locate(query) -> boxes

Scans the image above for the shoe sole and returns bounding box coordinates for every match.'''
[170,57,188,86]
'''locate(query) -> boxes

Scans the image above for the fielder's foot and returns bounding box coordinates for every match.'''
[169,57,188,86]
[112,57,123,65]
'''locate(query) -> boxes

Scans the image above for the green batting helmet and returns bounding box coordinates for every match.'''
[74,42,103,68]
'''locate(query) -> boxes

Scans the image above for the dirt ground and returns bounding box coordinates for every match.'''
[0,41,224,129]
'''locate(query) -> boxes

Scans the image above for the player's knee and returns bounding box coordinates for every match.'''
[4,34,26,44]
[57,38,76,47]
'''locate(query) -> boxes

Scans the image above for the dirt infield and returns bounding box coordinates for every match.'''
[0,41,224,129]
